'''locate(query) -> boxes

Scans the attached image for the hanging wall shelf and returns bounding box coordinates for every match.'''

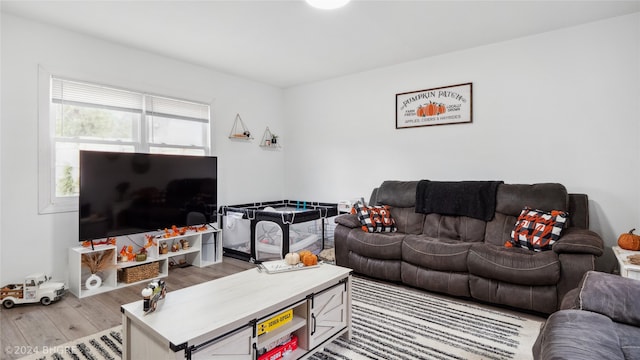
[228,113,254,140]
[259,126,281,149]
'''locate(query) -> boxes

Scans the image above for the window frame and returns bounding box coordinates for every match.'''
[38,67,212,214]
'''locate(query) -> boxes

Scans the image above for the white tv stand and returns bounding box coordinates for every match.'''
[68,225,222,298]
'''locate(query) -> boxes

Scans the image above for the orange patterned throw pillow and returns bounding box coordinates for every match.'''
[353,202,397,233]
[506,207,568,251]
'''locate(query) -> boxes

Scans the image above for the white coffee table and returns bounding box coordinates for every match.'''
[613,246,640,280]
[121,263,352,360]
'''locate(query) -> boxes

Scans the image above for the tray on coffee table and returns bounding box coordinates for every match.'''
[257,260,321,274]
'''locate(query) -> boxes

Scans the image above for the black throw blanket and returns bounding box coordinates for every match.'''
[415,180,503,221]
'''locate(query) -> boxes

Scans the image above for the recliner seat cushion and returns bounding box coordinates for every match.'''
[467,243,560,285]
[403,235,472,272]
[346,230,404,260]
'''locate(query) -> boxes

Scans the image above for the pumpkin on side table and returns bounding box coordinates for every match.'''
[618,229,640,251]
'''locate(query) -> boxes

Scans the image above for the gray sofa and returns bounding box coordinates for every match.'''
[334,180,604,314]
[533,271,640,359]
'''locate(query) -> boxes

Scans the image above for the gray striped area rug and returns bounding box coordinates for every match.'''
[312,277,543,360]
[18,327,122,360]
[20,276,543,360]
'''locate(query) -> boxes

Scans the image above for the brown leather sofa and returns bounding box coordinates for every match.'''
[334,180,604,314]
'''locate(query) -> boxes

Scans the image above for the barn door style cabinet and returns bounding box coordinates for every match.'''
[307,282,348,350]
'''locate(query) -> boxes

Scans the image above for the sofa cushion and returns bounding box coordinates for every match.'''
[353,203,397,233]
[507,207,568,251]
[577,271,640,327]
[403,235,472,272]
[484,213,519,247]
[346,230,404,260]
[422,213,486,242]
[374,180,418,207]
[390,207,425,234]
[614,322,640,360]
[495,183,568,217]
[467,243,560,285]
[533,310,624,360]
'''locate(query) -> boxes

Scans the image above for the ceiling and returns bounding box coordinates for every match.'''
[2,1,639,88]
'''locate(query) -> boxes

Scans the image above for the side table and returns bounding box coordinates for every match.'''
[612,246,640,280]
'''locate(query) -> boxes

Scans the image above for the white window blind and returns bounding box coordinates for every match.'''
[52,78,143,114]
[40,75,212,214]
[146,95,209,123]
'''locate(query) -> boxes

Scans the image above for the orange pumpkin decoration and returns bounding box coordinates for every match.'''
[437,103,446,115]
[618,228,640,251]
[416,106,425,117]
[298,250,312,264]
[302,253,318,266]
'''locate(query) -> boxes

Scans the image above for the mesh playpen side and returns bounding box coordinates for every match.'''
[220,200,338,262]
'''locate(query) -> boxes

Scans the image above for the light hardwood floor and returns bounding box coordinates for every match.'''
[0,257,255,360]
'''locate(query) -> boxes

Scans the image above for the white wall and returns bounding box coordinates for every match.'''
[284,13,640,271]
[0,13,286,283]
[2,12,638,284]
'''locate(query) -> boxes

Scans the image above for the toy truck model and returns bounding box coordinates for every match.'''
[142,279,166,314]
[1,273,66,309]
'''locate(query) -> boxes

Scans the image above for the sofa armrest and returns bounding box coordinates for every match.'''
[553,228,604,256]
[577,271,640,327]
[335,214,361,229]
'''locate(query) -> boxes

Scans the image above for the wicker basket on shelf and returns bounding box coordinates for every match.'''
[118,262,159,284]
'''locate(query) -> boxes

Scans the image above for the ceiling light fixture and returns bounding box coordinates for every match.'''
[305,0,351,10]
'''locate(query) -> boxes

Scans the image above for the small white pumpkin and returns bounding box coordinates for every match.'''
[284,252,300,265]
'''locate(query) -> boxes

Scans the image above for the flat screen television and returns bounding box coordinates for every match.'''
[79,151,217,242]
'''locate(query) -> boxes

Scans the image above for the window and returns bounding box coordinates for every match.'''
[39,71,211,213]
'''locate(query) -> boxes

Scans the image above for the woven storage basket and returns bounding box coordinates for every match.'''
[118,261,159,284]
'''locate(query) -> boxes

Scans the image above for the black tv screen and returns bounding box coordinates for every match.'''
[79,151,217,241]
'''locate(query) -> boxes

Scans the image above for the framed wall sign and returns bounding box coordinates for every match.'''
[396,82,472,129]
